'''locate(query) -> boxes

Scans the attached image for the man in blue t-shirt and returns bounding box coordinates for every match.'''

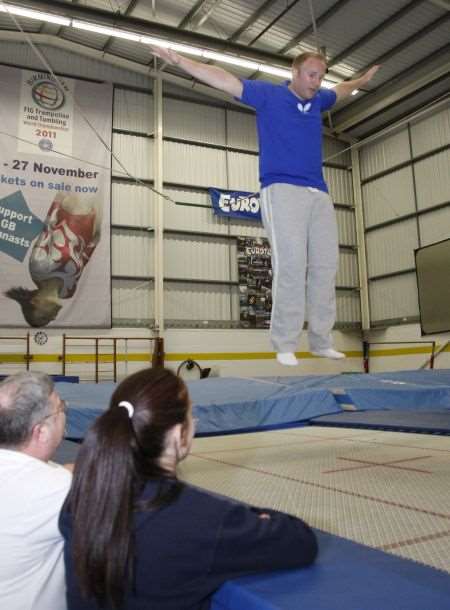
[151,46,378,366]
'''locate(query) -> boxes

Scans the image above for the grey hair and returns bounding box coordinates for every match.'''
[0,371,55,447]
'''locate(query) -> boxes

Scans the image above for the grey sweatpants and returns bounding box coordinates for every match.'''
[260,183,339,353]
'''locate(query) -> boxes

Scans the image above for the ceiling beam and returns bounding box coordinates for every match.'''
[426,0,450,9]
[278,0,353,56]
[0,30,350,141]
[338,12,450,82]
[227,0,278,43]
[246,0,301,47]
[332,46,450,132]
[102,0,139,54]
[178,0,223,30]
[17,0,294,69]
[328,0,425,68]
[351,87,450,139]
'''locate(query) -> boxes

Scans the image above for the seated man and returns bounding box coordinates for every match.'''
[0,371,71,610]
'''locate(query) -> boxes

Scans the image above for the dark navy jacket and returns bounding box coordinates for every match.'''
[60,479,317,610]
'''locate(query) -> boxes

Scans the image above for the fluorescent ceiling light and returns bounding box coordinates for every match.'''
[140,35,171,48]
[0,3,70,25]
[141,36,204,57]
[258,65,291,78]
[167,42,204,57]
[203,50,259,71]
[0,3,343,91]
[72,19,141,42]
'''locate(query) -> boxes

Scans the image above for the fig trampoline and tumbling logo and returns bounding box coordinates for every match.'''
[31,79,65,110]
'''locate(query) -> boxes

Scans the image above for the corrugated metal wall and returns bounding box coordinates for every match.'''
[154,98,360,328]
[1,41,361,329]
[359,103,450,326]
[110,80,361,328]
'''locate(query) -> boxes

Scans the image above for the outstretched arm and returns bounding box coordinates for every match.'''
[150,46,244,98]
[333,65,380,102]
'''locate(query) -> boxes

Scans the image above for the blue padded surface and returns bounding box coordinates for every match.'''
[261,371,450,410]
[58,382,115,439]
[60,377,340,440]
[211,529,450,610]
[58,370,450,440]
[53,439,81,464]
[312,409,450,434]
[189,378,339,435]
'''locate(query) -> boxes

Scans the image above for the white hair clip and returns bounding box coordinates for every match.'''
[118,401,134,418]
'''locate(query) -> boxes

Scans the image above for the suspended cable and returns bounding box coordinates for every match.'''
[1,3,177,206]
[307,0,320,53]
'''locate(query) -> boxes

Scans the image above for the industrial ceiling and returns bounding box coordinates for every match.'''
[0,0,449,139]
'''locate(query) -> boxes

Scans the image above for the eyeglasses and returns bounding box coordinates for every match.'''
[40,400,68,422]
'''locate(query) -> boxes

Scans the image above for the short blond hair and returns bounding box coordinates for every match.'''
[292,52,327,70]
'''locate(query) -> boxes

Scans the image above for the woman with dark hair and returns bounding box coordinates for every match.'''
[60,367,317,610]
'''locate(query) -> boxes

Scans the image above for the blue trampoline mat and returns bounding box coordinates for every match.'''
[50,443,450,610]
[61,377,341,440]
[312,409,450,434]
[53,439,81,464]
[212,529,450,610]
[261,371,450,411]
[58,370,450,440]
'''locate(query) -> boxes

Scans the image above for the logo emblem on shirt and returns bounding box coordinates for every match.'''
[297,102,311,113]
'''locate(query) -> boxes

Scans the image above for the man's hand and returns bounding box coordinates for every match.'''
[334,64,381,102]
[359,65,380,86]
[150,46,181,66]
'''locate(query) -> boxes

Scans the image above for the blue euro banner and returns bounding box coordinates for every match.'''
[209,188,261,221]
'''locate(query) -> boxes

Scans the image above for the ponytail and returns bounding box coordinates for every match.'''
[67,407,137,607]
[65,367,190,608]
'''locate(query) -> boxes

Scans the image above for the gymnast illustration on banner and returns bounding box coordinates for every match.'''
[6,192,101,327]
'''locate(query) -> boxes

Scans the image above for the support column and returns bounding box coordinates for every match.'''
[153,74,164,334]
[351,147,370,330]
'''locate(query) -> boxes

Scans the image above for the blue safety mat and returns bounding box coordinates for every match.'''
[261,371,450,410]
[53,439,81,464]
[211,529,450,610]
[57,382,116,440]
[58,370,450,440]
[60,377,340,440]
[311,409,450,434]
[189,378,339,435]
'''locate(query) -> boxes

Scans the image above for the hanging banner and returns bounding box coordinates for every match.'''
[0,66,112,328]
[209,187,261,221]
[237,236,272,329]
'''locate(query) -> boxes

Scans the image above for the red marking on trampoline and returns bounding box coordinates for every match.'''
[323,455,433,474]
[191,454,450,521]
[193,436,352,455]
[298,430,450,454]
[352,438,450,454]
[379,529,450,552]
[281,431,361,443]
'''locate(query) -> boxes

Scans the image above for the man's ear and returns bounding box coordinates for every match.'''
[31,420,51,446]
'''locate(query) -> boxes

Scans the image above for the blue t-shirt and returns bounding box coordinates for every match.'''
[239,80,336,192]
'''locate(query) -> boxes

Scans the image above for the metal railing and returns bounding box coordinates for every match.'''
[363,340,437,373]
[419,340,449,370]
[0,334,31,373]
[61,335,164,382]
